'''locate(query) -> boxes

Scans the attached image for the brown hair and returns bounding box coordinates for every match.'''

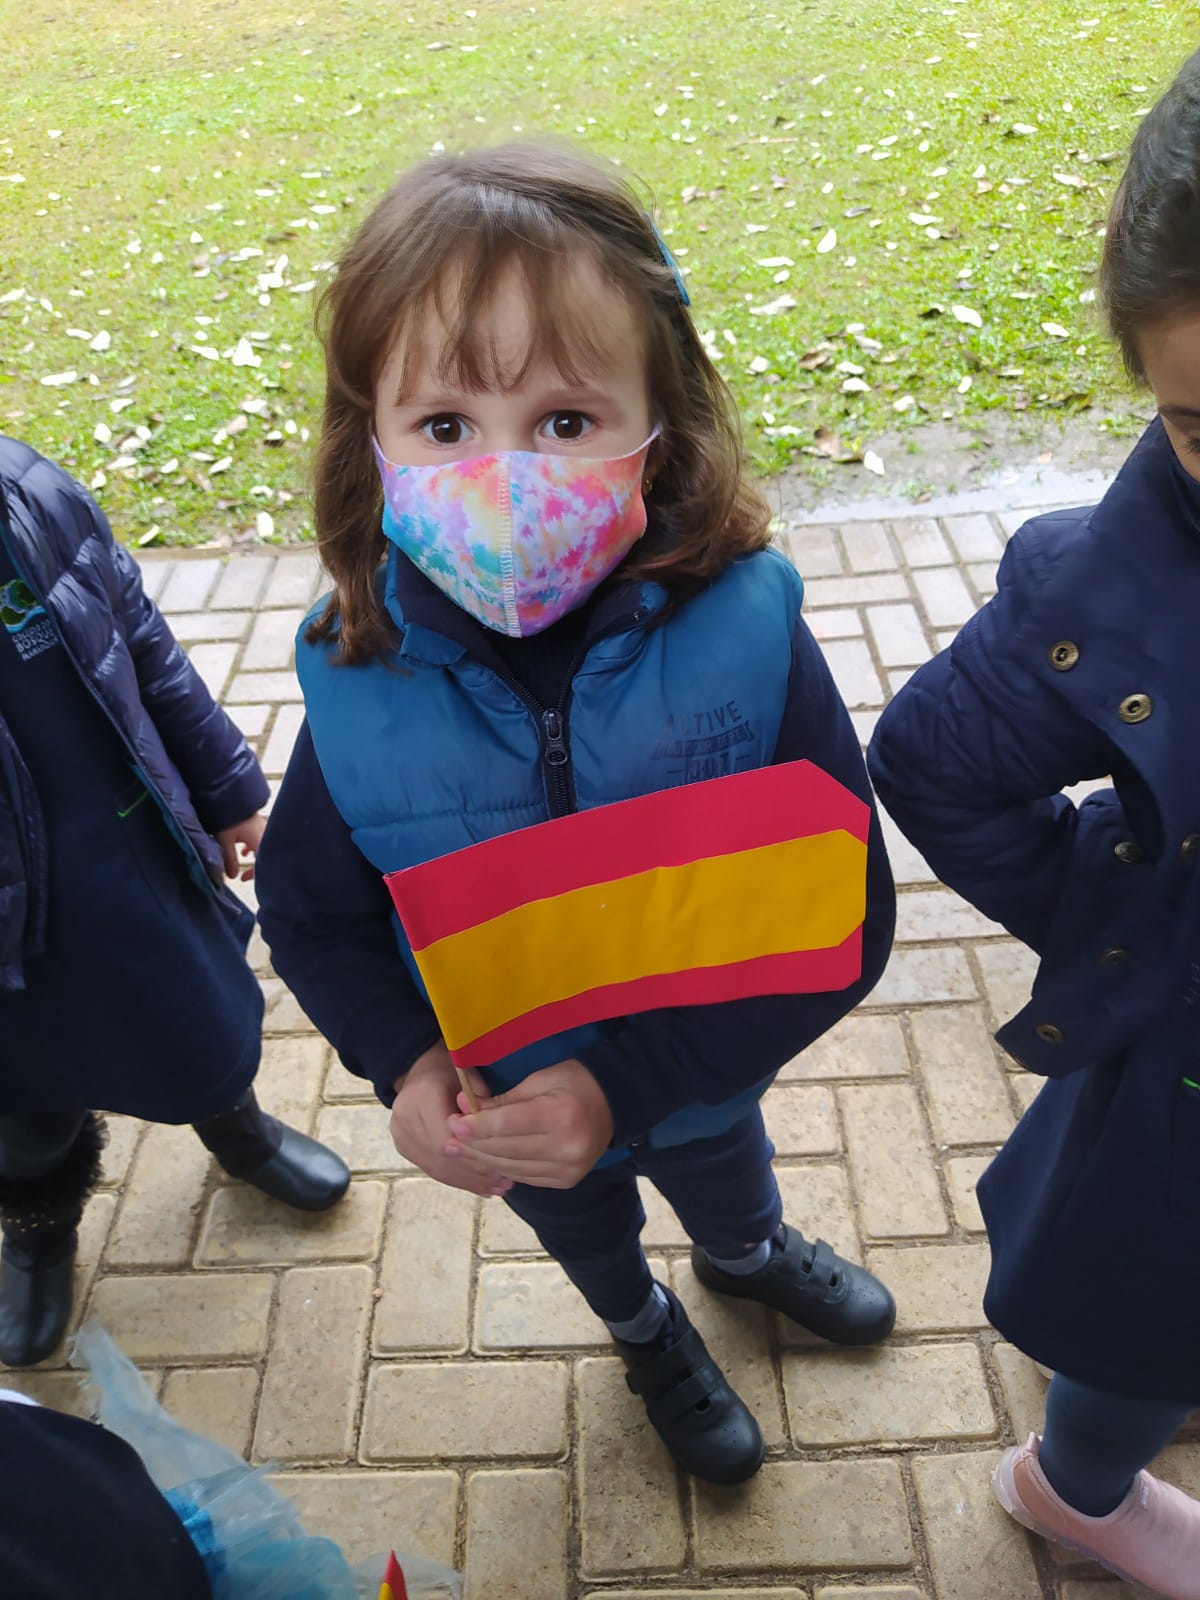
[309,141,770,662]
[1101,47,1200,383]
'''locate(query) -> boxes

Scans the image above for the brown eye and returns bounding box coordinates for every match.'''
[423,414,464,446]
[548,411,587,441]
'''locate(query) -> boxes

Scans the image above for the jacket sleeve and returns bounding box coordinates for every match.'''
[255,721,442,1102]
[867,529,1111,952]
[576,612,896,1148]
[105,533,269,834]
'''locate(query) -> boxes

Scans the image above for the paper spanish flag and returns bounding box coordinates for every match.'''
[385,759,869,1069]
[377,1553,408,1600]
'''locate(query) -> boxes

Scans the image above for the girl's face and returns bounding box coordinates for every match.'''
[375,260,653,467]
[1140,310,1200,483]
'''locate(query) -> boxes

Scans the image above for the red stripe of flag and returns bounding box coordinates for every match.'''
[387,760,868,952]
[451,930,864,1068]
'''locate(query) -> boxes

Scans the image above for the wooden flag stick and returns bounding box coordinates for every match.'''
[456,1066,481,1114]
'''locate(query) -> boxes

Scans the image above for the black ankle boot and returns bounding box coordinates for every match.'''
[194,1090,350,1213]
[613,1285,764,1485]
[0,1233,78,1368]
[0,1112,105,1368]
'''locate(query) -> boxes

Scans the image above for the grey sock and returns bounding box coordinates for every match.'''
[703,1237,773,1276]
[606,1282,670,1344]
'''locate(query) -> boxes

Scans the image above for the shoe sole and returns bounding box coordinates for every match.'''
[991,1452,1139,1587]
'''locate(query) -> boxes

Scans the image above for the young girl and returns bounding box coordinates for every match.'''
[256,142,896,1486]
[0,437,350,1370]
[868,49,1200,1600]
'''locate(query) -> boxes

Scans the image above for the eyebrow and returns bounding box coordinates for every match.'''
[395,385,616,410]
[1158,404,1200,423]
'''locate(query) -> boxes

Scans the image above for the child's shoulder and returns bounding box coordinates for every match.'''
[0,435,91,521]
[0,435,115,569]
[1003,419,1189,612]
[671,545,804,646]
[0,435,43,484]
[1001,505,1096,593]
[709,543,804,606]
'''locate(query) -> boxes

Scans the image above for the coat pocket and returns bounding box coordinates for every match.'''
[1168,1076,1200,1221]
[114,776,180,915]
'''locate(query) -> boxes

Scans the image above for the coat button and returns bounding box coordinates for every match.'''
[1035,1023,1065,1044]
[1182,834,1200,862]
[1049,640,1080,671]
[1114,840,1143,864]
[1098,947,1129,966]
[1118,693,1152,724]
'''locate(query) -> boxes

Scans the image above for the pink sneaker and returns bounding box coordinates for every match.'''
[992,1434,1200,1600]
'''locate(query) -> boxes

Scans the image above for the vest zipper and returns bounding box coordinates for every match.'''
[486,637,603,820]
[540,706,572,817]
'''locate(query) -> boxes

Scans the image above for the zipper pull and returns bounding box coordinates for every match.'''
[541,708,570,766]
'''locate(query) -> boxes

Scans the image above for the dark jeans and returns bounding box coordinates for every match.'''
[503,1108,782,1322]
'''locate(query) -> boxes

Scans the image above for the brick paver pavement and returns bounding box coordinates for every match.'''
[6,502,1182,1600]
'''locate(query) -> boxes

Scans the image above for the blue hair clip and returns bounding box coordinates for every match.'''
[646,213,691,307]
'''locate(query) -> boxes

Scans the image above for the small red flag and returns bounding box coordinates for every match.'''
[378,1552,408,1600]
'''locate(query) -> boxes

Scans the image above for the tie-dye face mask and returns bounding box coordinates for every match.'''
[373,430,660,637]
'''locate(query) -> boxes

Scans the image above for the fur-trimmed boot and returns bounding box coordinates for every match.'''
[0,1112,105,1368]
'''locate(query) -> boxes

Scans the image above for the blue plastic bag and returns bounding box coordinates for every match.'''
[72,1322,462,1600]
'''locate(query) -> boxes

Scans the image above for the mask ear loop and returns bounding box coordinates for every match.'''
[645,213,691,307]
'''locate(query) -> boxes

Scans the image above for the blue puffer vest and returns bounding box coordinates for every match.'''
[298,544,804,1137]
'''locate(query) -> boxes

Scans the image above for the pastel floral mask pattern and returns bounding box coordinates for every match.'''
[374,431,659,637]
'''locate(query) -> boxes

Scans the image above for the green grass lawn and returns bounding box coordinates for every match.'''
[0,0,1193,543]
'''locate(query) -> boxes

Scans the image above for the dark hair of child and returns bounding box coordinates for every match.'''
[1101,46,1200,383]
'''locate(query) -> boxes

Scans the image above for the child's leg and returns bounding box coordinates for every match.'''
[646,1110,895,1345]
[639,1111,782,1262]
[504,1162,764,1484]
[1039,1375,1193,1515]
[993,1376,1200,1597]
[0,1108,102,1368]
[0,1108,88,1185]
[502,1159,655,1325]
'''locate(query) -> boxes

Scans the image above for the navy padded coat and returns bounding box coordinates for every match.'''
[0,435,268,989]
[868,419,1200,1397]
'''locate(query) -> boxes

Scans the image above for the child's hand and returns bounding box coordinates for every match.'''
[215,812,267,880]
[445,1059,614,1189]
[390,1043,512,1199]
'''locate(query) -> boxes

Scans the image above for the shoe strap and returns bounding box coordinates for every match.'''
[623,1324,717,1400]
[643,1366,724,1426]
[804,1238,838,1293]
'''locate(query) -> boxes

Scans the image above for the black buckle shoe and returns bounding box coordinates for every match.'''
[0,1238,77,1368]
[238,1124,350,1212]
[613,1286,764,1485]
[692,1224,896,1346]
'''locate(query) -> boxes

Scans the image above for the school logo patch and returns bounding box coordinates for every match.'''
[0,577,57,661]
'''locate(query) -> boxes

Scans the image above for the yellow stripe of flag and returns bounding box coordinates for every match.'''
[416,829,866,1053]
